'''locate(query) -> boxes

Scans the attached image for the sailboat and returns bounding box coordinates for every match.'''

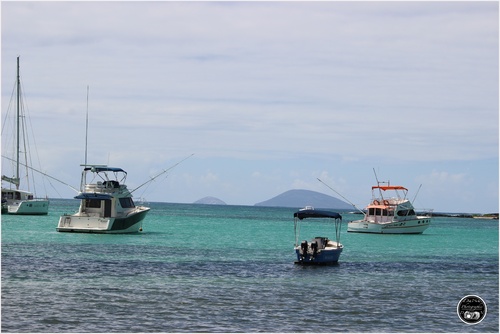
[1,56,49,215]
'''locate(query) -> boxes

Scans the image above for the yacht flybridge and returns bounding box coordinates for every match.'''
[57,165,150,233]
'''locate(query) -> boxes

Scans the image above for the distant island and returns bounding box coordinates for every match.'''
[193,196,227,205]
[433,212,499,219]
[254,189,353,210]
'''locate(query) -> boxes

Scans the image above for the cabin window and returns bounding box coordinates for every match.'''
[397,209,415,216]
[369,208,390,216]
[119,197,135,208]
[85,199,101,208]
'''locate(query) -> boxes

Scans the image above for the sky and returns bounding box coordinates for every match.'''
[1,1,498,214]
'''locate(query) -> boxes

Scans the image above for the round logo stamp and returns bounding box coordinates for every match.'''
[457,295,487,325]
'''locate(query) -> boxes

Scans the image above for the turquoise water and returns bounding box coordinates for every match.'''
[2,199,498,332]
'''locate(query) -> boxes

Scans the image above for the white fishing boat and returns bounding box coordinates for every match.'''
[347,182,432,234]
[294,207,344,265]
[55,82,192,233]
[2,56,49,215]
[57,165,150,233]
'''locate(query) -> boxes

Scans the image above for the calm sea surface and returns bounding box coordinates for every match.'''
[2,199,498,332]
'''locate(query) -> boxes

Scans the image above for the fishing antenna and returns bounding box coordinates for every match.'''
[84,85,89,166]
[373,167,388,199]
[130,153,194,194]
[317,178,365,214]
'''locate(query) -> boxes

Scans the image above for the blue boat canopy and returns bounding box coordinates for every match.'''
[84,166,126,174]
[75,193,113,200]
[294,209,342,220]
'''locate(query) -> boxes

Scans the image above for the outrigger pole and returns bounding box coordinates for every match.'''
[130,153,195,194]
[1,155,79,193]
[317,178,365,214]
[412,184,422,203]
[1,152,195,196]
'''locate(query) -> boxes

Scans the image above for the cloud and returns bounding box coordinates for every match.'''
[426,170,468,185]
[1,1,497,212]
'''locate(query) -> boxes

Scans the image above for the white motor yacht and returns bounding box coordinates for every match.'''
[348,183,432,234]
[57,165,150,233]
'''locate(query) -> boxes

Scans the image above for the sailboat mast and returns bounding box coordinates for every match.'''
[16,56,20,190]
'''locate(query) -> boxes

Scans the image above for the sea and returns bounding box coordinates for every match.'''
[1,199,498,333]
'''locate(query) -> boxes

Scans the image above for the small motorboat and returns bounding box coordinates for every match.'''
[293,207,344,265]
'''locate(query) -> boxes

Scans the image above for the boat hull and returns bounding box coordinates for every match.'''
[57,207,149,233]
[294,246,343,265]
[4,199,49,215]
[347,217,431,234]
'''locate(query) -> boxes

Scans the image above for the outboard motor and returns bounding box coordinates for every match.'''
[311,241,318,258]
[300,241,308,260]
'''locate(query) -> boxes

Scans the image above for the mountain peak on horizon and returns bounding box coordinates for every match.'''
[254,189,352,210]
[193,196,227,205]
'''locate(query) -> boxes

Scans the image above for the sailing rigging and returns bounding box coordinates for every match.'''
[1,56,49,215]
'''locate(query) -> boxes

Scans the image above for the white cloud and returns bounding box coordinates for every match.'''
[425,170,468,185]
[1,1,497,212]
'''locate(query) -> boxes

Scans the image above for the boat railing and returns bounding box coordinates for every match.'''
[74,211,100,218]
[25,197,49,203]
[372,197,404,205]
[85,182,127,193]
[416,208,434,217]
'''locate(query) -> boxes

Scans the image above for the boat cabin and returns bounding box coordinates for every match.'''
[2,189,35,201]
[77,193,136,218]
[365,200,417,223]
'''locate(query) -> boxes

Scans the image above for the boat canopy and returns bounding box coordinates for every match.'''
[372,186,407,191]
[294,209,342,220]
[75,193,113,200]
[84,166,127,174]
